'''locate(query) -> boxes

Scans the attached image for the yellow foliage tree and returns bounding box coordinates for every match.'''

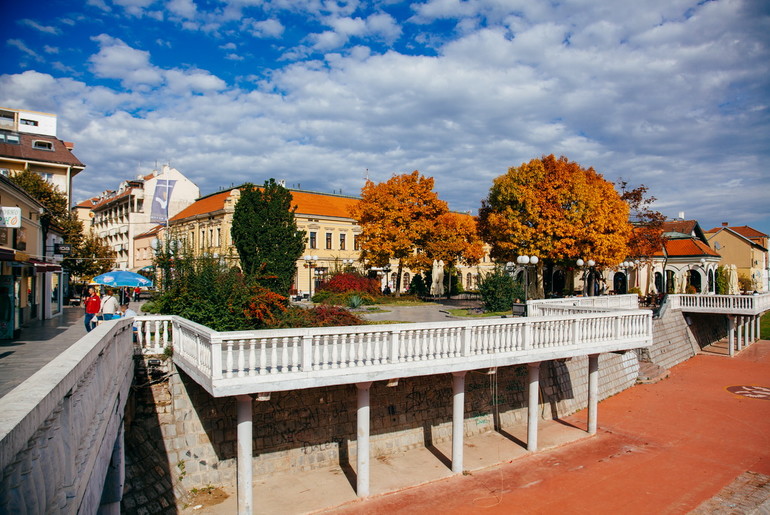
[478,155,631,296]
[350,171,448,294]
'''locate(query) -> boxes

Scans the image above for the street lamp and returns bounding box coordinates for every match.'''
[516,255,539,303]
[303,255,319,299]
[576,258,595,296]
[342,258,355,271]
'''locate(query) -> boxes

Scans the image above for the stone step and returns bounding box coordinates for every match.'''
[637,361,670,384]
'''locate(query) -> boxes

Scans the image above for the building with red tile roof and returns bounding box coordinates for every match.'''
[705,223,768,291]
[0,107,85,208]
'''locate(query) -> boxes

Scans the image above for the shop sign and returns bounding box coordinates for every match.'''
[0,207,21,228]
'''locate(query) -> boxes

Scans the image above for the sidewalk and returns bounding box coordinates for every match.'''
[326,340,770,515]
[0,302,144,398]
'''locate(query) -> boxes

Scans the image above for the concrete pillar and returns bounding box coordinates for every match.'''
[356,382,373,497]
[728,316,735,357]
[748,315,755,343]
[737,316,743,351]
[451,372,466,474]
[588,354,600,435]
[236,395,253,515]
[758,315,763,341]
[527,362,541,452]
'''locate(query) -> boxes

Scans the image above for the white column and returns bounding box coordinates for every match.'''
[451,372,466,474]
[737,316,743,351]
[728,316,735,357]
[748,315,755,343]
[757,315,763,341]
[527,362,541,452]
[588,354,600,435]
[236,395,253,515]
[356,382,373,497]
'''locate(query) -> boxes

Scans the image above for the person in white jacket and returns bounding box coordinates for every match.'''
[100,288,120,321]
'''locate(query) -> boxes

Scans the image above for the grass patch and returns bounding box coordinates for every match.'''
[762,312,770,340]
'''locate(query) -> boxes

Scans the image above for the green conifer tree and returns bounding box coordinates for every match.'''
[231,180,306,295]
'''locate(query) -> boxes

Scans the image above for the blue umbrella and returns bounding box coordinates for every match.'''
[92,270,154,288]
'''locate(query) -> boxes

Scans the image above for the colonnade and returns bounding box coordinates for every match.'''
[233,354,603,514]
[727,314,763,357]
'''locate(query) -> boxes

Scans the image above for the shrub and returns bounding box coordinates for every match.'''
[409,274,429,297]
[317,272,380,295]
[628,287,642,296]
[738,274,753,293]
[478,265,524,312]
[276,305,364,328]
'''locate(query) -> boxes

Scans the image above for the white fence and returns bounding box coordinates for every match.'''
[668,293,770,316]
[135,310,653,397]
[526,294,640,316]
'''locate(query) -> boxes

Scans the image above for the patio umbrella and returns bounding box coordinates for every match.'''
[435,260,445,297]
[92,270,154,288]
[729,265,739,295]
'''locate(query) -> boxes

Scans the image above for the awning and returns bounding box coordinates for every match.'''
[29,259,63,273]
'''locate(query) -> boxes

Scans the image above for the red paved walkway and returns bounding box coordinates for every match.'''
[330,341,770,514]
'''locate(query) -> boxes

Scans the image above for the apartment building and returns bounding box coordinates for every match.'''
[75,165,200,270]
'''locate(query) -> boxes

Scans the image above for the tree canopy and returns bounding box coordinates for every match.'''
[424,212,485,269]
[617,180,666,259]
[8,169,115,277]
[478,155,631,267]
[231,179,306,296]
[349,170,448,293]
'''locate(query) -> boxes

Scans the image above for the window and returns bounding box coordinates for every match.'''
[216,228,221,247]
[37,172,54,184]
[20,119,38,126]
[200,229,205,249]
[32,140,53,151]
[339,234,346,250]
[0,133,20,145]
[354,235,360,251]
[326,233,332,250]
[309,232,317,249]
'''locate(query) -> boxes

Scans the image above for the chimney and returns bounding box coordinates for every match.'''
[678,211,685,220]
[722,222,729,226]
[64,141,75,150]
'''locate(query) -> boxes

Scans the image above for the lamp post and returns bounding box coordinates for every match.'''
[342,258,355,272]
[576,258,595,296]
[516,255,539,303]
[303,255,319,299]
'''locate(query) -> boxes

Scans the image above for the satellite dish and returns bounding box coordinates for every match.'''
[714,242,721,250]
[150,238,160,250]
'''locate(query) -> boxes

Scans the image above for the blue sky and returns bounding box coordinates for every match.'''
[1,0,769,237]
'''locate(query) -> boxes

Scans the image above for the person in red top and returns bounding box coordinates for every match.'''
[84,286,101,332]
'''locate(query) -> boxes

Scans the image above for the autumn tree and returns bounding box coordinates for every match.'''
[478,155,631,297]
[349,171,448,295]
[8,169,115,277]
[424,212,485,296]
[231,180,306,296]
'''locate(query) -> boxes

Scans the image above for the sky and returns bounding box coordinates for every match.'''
[1,0,769,237]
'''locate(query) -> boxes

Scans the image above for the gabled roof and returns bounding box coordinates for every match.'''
[705,225,768,251]
[169,187,360,223]
[135,225,163,240]
[706,225,767,239]
[653,238,720,258]
[0,132,85,169]
[88,187,137,211]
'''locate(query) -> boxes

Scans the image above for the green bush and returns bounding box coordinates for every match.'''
[478,265,524,312]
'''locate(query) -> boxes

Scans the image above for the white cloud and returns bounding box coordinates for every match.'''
[18,19,62,35]
[7,39,42,61]
[167,0,197,19]
[1,0,768,234]
[243,18,285,38]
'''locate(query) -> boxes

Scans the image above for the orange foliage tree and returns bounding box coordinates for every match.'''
[477,155,631,296]
[424,212,485,293]
[349,171,448,295]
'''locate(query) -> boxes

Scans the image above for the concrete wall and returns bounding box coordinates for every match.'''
[123,349,639,506]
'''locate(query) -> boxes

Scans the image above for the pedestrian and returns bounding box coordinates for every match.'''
[83,286,101,332]
[133,286,141,302]
[119,303,139,341]
[100,288,120,321]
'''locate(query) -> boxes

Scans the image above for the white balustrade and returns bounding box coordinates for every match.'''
[132,310,653,397]
[668,293,770,315]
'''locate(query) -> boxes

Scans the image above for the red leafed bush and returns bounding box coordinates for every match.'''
[240,286,287,328]
[317,273,381,295]
[276,305,364,328]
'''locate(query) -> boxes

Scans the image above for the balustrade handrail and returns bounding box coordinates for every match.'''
[667,292,770,315]
[135,309,653,397]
